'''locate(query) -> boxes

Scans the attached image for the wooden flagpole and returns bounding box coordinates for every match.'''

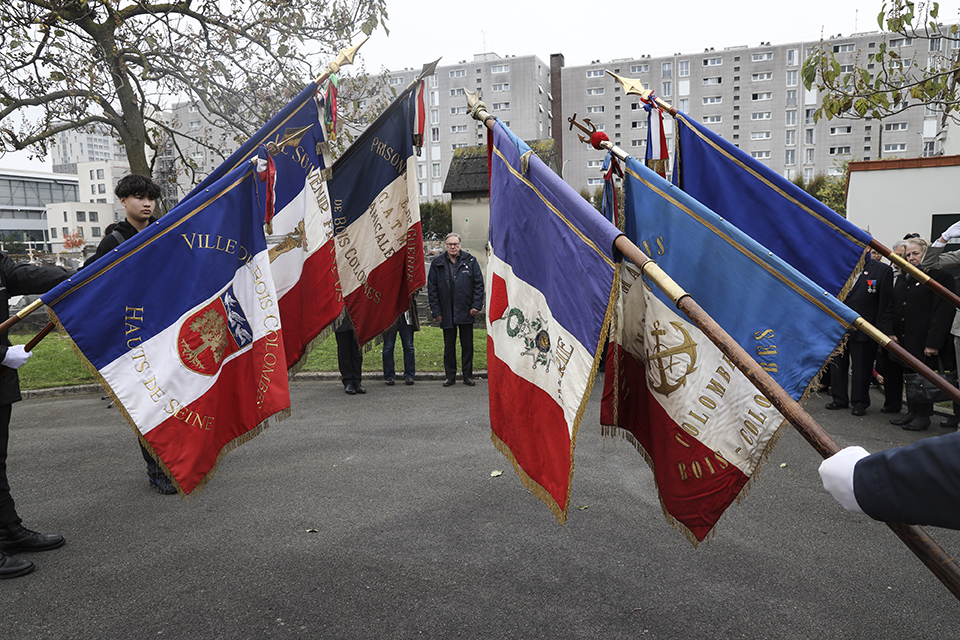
[602,70,960,312]
[0,321,55,380]
[466,90,960,600]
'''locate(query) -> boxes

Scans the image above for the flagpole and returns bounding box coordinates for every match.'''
[0,321,55,380]
[466,92,960,600]
[0,299,43,337]
[603,71,960,312]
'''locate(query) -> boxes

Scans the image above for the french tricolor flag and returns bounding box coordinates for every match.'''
[328,82,426,345]
[43,162,290,496]
[488,120,620,523]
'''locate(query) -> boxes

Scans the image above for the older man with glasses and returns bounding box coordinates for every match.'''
[427,233,484,387]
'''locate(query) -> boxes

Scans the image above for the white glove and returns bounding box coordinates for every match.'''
[818,446,870,514]
[1,345,32,370]
[943,220,960,242]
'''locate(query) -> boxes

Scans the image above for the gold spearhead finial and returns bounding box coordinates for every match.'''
[465,89,492,123]
[606,70,678,115]
[317,37,369,83]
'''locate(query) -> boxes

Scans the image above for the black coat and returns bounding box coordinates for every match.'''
[845,258,893,343]
[427,251,484,328]
[0,254,71,405]
[883,268,956,368]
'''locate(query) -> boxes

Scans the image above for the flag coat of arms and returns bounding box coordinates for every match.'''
[43,162,290,496]
[177,82,341,370]
[327,83,426,345]
[602,155,859,542]
[672,112,872,299]
[488,120,621,523]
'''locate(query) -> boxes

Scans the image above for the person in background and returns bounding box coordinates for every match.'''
[382,296,419,386]
[335,314,364,396]
[920,220,960,429]
[876,239,909,415]
[883,237,955,431]
[427,233,484,387]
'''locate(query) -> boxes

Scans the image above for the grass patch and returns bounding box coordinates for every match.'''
[10,325,487,390]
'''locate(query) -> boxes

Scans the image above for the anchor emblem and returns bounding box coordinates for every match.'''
[646,320,698,397]
[567,113,598,144]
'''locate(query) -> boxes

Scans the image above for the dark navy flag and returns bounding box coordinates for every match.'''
[672,112,872,299]
[175,82,342,370]
[43,162,290,496]
[602,155,859,541]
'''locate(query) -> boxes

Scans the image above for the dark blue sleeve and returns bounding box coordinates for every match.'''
[472,256,484,311]
[854,431,960,529]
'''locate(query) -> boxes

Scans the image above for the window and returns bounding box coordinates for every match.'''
[50,228,57,239]
[833,43,855,53]
[924,141,936,156]
[450,106,467,116]
[703,76,722,85]
[430,109,439,124]
[92,227,102,238]
[431,162,441,178]
[586,105,605,114]
[451,125,467,133]
[452,143,467,151]
[786,70,798,86]
[703,115,722,123]
[830,125,853,135]
[491,64,509,73]
[631,121,645,129]
[189,120,201,129]
[62,227,68,237]
[417,164,425,180]
[449,69,466,78]
[752,52,773,61]
[703,57,722,66]
[188,104,199,113]
[76,211,86,222]
[630,64,649,74]
[829,146,851,155]
[96,169,104,179]
[98,184,106,194]
[631,139,645,148]
[587,159,603,169]
[805,108,816,125]
[90,185,96,195]
[751,131,771,140]
[703,96,722,105]
[492,102,510,110]
[430,91,438,106]
[889,37,912,48]
[752,92,772,101]
[89,170,95,179]
[678,61,690,77]
[785,129,796,145]
[785,149,796,165]
[884,143,907,152]
[805,149,815,164]
[449,88,465,97]
[786,49,798,66]
[389,77,404,86]
[587,178,603,186]
[805,129,815,144]
[661,81,672,96]
[586,87,604,95]
[586,69,604,77]
[63,211,68,222]
[90,211,98,222]
[661,62,672,78]
[751,111,771,120]
[885,122,908,131]
[752,72,772,81]
[751,150,771,159]
[679,98,690,111]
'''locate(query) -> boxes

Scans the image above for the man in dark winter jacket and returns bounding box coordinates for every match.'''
[0,254,72,578]
[84,174,176,495]
[427,233,484,387]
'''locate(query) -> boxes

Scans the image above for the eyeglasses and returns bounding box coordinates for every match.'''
[903,233,920,239]
[446,242,460,246]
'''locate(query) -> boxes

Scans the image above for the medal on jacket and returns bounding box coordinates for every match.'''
[867,279,876,294]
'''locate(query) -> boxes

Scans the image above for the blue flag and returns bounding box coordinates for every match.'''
[672,112,872,299]
[43,161,290,496]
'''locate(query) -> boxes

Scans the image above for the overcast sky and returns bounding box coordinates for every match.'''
[2,0,956,172]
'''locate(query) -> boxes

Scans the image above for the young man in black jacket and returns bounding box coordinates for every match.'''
[84,174,176,495]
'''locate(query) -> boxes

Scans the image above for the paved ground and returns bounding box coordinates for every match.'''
[2,378,959,639]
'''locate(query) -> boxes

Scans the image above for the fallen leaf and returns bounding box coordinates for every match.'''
[490,470,503,477]
[306,529,319,533]
[779,463,787,468]
[578,505,589,510]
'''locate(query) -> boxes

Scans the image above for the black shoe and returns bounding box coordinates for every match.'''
[0,552,34,579]
[851,406,866,416]
[825,402,848,410]
[385,379,395,386]
[149,475,177,495]
[355,384,366,394]
[890,413,916,426]
[880,406,901,414]
[404,378,415,385]
[941,418,960,429]
[903,416,931,431]
[443,379,455,387]
[0,523,65,554]
[463,377,476,386]
[344,383,357,395]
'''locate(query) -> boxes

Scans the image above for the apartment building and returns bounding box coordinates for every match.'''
[0,168,79,251]
[556,31,957,193]
[52,123,127,175]
[386,53,553,201]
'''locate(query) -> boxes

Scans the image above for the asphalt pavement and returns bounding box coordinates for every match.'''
[2,377,959,639]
